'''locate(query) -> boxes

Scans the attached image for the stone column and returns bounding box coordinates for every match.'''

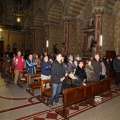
[30,28,35,53]
[92,6,104,54]
[62,16,71,54]
[44,23,49,52]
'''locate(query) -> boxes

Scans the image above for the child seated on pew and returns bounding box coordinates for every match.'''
[68,72,86,87]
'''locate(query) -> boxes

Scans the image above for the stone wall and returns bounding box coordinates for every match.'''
[49,24,64,53]
[114,2,120,55]
[34,28,44,54]
[2,31,22,52]
[102,9,115,56]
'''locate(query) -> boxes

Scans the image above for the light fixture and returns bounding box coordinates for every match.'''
[12,4,26,17]
[46,40,49,48]
[17,17,21,22]
[100,35,103,46]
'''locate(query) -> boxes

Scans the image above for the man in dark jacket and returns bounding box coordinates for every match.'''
[91,54,102,81]
[49,53,65,110]
[114,55,120,85]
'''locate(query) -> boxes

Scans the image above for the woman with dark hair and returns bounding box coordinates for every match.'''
[85,59,95,83]
[75,60,87,83]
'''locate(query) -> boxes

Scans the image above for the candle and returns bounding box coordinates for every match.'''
[46,40,49,48]
[100,35,102,46]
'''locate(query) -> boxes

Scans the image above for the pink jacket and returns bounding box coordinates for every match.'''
[13,56,24,70]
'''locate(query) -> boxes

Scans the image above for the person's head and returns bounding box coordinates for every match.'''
[28,54,33,60]
[35,54,38,59]
[56,53,62,62]
[78,60,84,68]
[68,72,74,78]
[86,59,92,66]
[94,54,100,61]
[44,52,47,56]
[68,55,73,62]
[44,55,48,62]
[90,57,93,61]
[109,58,113,61]
[117,55,120,60]
[75,55,80,61]
[17,51,21,57]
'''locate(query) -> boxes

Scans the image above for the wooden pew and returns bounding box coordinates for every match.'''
[26,73,41,96]
[17,70,27,88]
[39,79,52,105]
[56,78,112,119]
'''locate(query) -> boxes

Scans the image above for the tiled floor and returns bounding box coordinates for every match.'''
[0,75,120,120]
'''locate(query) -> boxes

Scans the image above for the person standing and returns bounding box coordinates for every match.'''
[91,54,102,81]
[49,53,65,110]
[114,55,120,85]
[41,55,51,88]
[26,54,37,89]
[13,51,24,84]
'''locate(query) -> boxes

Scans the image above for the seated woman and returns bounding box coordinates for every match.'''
[68,72,86,86]
[75,60,87,83]
[85,59,95,83]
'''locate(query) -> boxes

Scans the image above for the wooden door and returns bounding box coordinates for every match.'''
[0,41,4,52]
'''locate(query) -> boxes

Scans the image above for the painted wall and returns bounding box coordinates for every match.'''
[1,30,23,52]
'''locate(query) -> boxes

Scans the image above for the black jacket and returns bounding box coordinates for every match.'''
[114,59,120,72]
[51,60,65,84]
[75,66,87,82]
[71,75,83,86]
[91,59,102,80]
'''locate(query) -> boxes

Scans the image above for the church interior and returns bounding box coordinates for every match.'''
[0,0,120,120]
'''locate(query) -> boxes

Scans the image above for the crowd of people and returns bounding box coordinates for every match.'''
[1,51,120,110]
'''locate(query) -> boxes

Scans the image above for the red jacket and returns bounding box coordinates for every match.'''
[13,56,24,70]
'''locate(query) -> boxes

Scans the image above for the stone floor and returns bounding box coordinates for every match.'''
[0,75,120,120]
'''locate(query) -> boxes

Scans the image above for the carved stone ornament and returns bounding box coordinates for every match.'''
[92,6,104,14]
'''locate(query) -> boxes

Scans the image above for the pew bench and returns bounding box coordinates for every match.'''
[26,73,41,96]
[17,70,27,88]
[56,78,112,119]
[38,79,52,105]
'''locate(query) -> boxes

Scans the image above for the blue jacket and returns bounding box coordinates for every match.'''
[26,59,36,74]
[41,61,51,76]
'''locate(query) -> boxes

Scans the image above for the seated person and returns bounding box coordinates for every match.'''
[68,72,86,86]
[75,60,87,83]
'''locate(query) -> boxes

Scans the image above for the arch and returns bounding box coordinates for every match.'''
[23,15,32,29]
[47,0,64,24]
[67,0,87,17]
[33,8,44,27]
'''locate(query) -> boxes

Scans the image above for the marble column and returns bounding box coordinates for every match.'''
[92,6,104,55]
[62,16,71,54]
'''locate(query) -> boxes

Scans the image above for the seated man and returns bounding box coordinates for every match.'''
[68,72,86,86]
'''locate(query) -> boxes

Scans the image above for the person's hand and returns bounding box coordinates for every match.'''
[65,73,68,76]
[60,77,65,82]
[83,79,86,83]
[83,83,86,86]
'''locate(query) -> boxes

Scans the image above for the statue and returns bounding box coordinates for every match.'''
[52,44,60,55]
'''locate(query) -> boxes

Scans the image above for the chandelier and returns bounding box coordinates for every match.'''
[12,4,26,17]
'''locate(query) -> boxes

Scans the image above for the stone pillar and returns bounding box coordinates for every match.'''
[92,6,104,54]
[62,16,71,54]
[44,23,49,52]
[30,28,35,53]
